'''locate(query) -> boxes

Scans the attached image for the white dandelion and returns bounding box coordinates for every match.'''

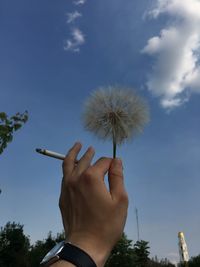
[83,86,149,158]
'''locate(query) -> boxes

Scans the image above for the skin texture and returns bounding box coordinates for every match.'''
[51,142,129,267]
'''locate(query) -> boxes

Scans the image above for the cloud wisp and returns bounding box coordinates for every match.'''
[73,0,87,6]
[142,0,200,109]
[64,0,87,52]
[64,28,85,52]
[66,11,82,24]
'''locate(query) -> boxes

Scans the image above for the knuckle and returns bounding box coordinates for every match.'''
[63,174,77,189]
[82,169,94,185]
[118,191,129,206]
[99,156,107,161]
[66,178,77,188]
[84,168,93,178]
[109,171,123,179]
[63,155,73,165]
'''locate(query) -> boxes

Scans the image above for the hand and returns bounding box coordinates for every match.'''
[59,142,129,267]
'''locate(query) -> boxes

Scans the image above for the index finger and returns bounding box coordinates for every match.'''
[62,142,82,175]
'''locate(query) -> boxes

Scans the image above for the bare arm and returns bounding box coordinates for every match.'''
[51,142,128,267]
[51,261,75,267]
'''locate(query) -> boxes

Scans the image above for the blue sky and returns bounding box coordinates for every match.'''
[1,0,200,264]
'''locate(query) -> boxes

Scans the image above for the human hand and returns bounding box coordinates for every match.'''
[59,142,129,267]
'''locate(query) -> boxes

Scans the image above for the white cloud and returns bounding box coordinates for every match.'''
[143,0,200,109]
[73,0,87,5]
[66,11,82,24]
[64,28,85,52]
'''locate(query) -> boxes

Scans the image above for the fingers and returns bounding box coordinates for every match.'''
[108,158,128,202]
[63,142,82,175]
[63,144,127,203]
[63,143,95,185]
[75,146,95,175]
[92,157,112,179]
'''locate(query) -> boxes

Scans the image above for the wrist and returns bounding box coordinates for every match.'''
[67,234,111,267]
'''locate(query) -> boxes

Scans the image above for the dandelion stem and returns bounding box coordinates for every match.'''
[112,130,117,158]
[113,140,116,158]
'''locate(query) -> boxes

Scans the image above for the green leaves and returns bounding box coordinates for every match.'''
[0,222,178,267]
[0,112,7,121]
[188,255,200,267]
[0,222,30,267]
[0,222,65,267]
[105,233,135,267]
[0,111,28,155]
[105,236,176,267]
[134,240,150,267]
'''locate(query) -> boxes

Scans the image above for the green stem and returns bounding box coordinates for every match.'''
[113,140,116,158]
[112,131,116,158]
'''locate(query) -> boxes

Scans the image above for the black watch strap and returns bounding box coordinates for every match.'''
[58,242,97,267]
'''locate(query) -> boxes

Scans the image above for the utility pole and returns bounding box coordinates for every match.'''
[135,208,140,241]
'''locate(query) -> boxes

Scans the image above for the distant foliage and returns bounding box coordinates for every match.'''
[0,222,30,267]
[105,235,175,267]
[0,221,65,267]
[188,255,200,267]
[105,233,135,267]
[149,256,176,267]
[0,221,178,267]
[0,111,28,154]
[29,231,65,267]
[134,240,150,267]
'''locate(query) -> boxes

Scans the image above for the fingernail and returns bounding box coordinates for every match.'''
[111,158,123,173]
[115,158,122,164]
[113,158,123,169]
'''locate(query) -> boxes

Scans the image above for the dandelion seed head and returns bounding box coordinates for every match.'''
[83,86,149,145]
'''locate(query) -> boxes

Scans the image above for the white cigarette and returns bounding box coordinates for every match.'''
[36,148,66,160]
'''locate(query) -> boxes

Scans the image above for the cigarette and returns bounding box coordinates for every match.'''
[36,148,66,161]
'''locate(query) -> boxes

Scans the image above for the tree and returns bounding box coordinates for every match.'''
[133,240,150,267]
[29,231,65,267]
[105,233,135,267]
[0,221,178,267]
[149,257,176,267]
[0,222,30,267]
[0,111,28,155]
[0,111,28,193]
[29,232,56,267]
[188,255,200,267]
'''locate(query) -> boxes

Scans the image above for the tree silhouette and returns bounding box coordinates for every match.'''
[0,222,30,267]
[0,111,28,155]
[188,255,200,267]
[29,231,65,267]
[105,233,135,267]
[0,111,28,193]
[134,240,150,267]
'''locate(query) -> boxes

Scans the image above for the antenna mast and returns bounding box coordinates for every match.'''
[135,208,140,241]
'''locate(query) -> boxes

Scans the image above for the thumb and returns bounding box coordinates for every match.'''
[108,158,126,200]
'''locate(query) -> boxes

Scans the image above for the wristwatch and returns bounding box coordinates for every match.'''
[40,241,97,267]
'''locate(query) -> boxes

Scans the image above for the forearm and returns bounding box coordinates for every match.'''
[51,260,75,267]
